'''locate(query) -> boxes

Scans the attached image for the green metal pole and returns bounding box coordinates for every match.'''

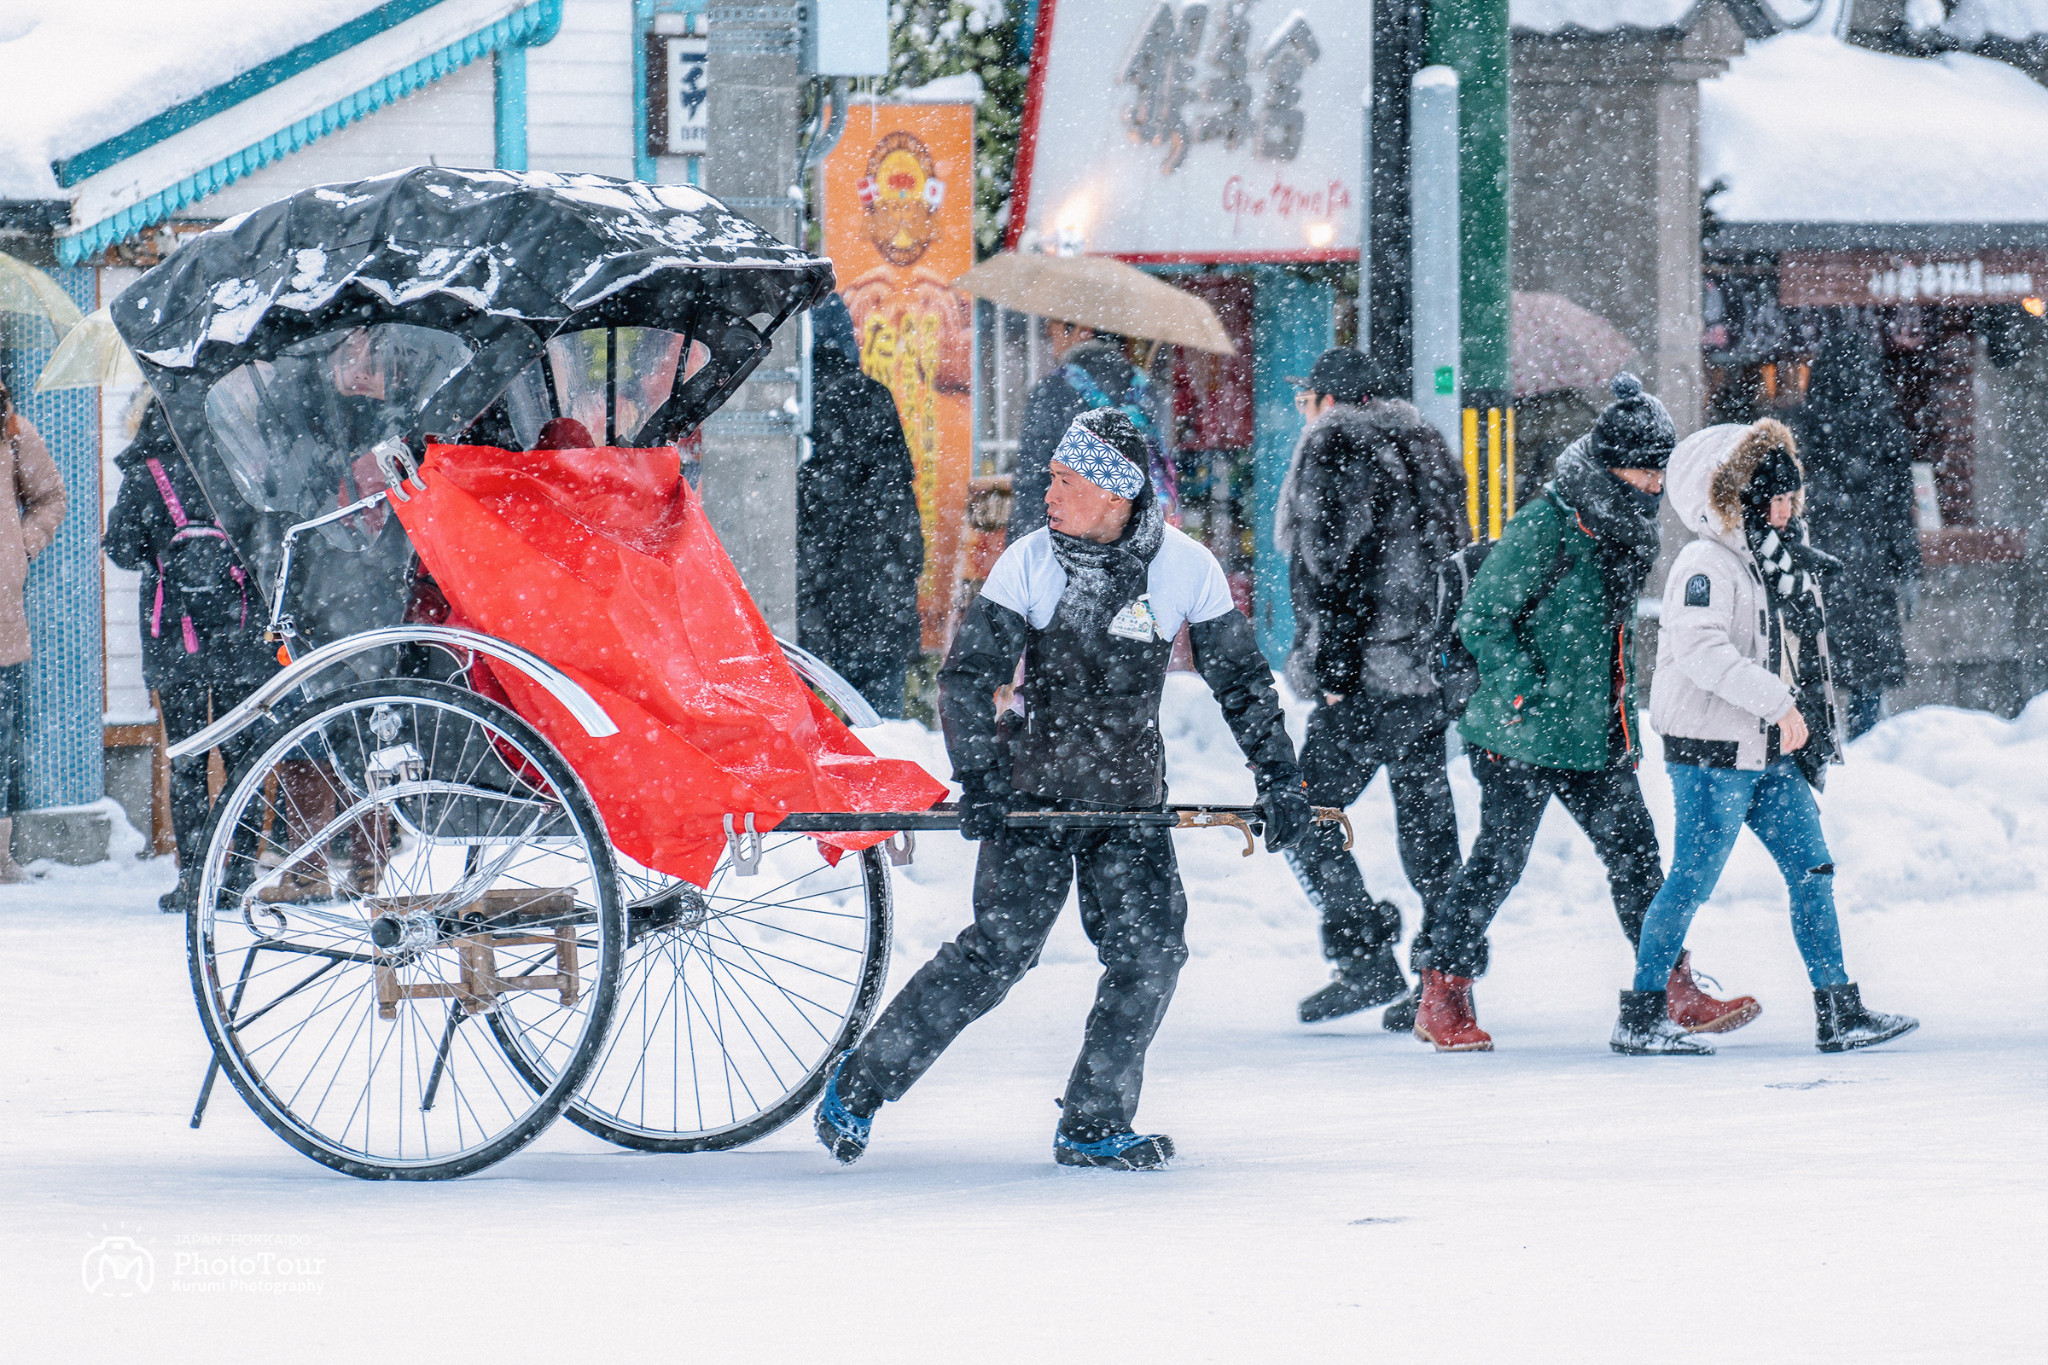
[1428,0,1510,400]
[1428,0,1512,533]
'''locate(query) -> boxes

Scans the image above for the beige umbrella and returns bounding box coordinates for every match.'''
[0,252,86,342]
[35,306,144,391]
[952,252,1236,355]
[1512,290,1641,398]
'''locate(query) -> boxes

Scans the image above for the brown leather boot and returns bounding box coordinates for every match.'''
[1414,969,1494,1052]
[1665,952,1761,1034]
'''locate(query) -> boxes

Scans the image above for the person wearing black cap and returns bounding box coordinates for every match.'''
[1274,347,1468,1028]
[1411,374,1757,1051]
[815,407,1310,1170]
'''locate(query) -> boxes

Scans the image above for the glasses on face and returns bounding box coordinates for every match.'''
[1293,390,1317,415]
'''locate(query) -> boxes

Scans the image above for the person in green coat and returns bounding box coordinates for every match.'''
[1411,375,1755,1051]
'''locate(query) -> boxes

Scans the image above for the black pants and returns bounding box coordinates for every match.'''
[844,823,1189,1142]
[1284,696,1461,970]
[831,648,908,721]
[160,683,260,897]
[1420,750,1663,978]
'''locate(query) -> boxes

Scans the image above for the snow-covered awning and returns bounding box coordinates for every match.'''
[0,0,560,262]
[1702,29,2048,248]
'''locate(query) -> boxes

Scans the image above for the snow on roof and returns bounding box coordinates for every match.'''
[1511,0,1703,33]
[1510,0,1806,37]
[891,72,986,104]
[1940,0,2048,43]
[1701,31,2048,224]
[0,2,390,201]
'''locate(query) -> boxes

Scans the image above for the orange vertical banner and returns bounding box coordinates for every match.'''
[820,102,976,651]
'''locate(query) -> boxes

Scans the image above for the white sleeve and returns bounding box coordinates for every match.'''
[1185,547,1237,626]
[978,543,1033,620]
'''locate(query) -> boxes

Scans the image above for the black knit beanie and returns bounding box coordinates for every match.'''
[1740,446,1803,525]
[1590,373,1676,471]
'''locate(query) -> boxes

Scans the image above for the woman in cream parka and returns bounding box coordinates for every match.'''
[1613,419,1917,1056]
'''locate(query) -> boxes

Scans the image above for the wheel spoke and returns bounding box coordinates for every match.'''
[190,680,621,1180]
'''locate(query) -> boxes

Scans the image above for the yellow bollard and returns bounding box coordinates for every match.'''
[1486,407,1503,541]
[1462,408,1481,542]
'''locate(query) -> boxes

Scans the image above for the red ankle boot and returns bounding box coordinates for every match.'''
[1665,952,1761,1034]
[1414,969,1494,1052]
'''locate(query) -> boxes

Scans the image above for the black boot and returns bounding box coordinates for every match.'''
[1298,941,1408,1023]
[1380,986,1419,1033]
[1610,990,1713,1056]
[1814,984,1918,1053]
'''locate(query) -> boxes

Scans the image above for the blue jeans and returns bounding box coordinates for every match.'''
[1632,759,1849,991]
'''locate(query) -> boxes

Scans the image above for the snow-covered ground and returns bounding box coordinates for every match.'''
[6,682,2044,1361]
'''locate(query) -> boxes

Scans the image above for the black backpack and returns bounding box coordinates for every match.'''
[1432,492,1574,719]
[143,456,250,644]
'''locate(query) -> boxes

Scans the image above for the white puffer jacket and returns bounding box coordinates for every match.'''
[1649,422,1804,769]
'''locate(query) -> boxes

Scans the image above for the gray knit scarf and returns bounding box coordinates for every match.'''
[1047,489,1167,635]
[1550,440,1663,630]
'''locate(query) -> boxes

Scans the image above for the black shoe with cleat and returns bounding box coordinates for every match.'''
[1814,984,1918,1053]
[1299,943,1409,1024]
[1054,1129,1175,1170]
[1610,989,1714,1056]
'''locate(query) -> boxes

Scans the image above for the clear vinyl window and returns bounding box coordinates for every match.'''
[205,324,474,543]
[541,327,708,447]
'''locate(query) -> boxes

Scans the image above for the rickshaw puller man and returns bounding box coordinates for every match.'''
[815,408,1312,1171]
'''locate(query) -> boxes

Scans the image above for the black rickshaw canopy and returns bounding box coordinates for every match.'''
[109,166,834,650]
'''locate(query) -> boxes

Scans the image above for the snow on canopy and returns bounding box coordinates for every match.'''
[111,166,834,371]
[0,0,401,200]
[1701,30,2048,224]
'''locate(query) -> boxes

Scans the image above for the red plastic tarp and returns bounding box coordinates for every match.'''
[392,442,946,886]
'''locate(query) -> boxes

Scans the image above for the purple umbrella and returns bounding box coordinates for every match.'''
[1513,291,1641,399]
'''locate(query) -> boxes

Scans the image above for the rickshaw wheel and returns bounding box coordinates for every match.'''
[187,678,623,1181]
[494,833,892,1153]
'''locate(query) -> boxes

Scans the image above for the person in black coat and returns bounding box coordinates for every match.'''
[104,402,276,912]
[799,295,925,718]
[1274,349,1469,1028]
[813,408,1309,1171]
[1788,324,1920,738]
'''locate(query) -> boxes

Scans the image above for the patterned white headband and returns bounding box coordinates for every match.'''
[1053,421,1145,501]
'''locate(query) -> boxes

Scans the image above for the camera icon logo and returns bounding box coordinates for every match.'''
[82,1235,155,1296]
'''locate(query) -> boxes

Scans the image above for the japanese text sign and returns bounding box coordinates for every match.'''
[1014,0,1369,261]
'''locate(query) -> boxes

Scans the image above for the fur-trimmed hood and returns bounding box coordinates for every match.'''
[1667,418,1804,548]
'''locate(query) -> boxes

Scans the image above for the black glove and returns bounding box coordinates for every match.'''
[957,777,1012,843]
[1258,779,1314,853]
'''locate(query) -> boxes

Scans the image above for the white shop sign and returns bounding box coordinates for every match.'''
[1013,0,1370,262]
